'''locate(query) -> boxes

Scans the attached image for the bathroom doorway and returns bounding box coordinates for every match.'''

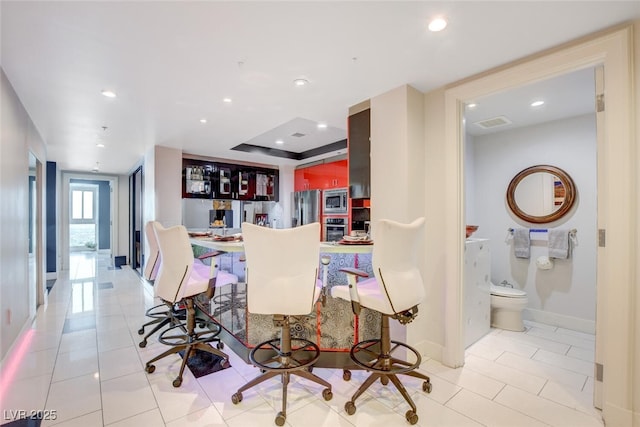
[463,66,598,342]
[462,67,599,410]
[439,26,634,422]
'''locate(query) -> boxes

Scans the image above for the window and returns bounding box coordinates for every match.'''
[72,190,94,220]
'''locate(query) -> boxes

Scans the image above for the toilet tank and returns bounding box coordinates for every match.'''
[464,238,491,348]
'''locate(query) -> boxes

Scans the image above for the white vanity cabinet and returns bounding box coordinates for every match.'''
[464,238,491,348]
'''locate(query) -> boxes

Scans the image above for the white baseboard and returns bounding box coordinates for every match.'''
[523,308,595,334]
[603,401,633,427]
[416,339,443,364]
[0,315,35,372]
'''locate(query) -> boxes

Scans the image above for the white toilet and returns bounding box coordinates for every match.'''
[490,283,528,331]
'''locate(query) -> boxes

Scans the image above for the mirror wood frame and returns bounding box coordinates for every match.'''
[506,165,576,224]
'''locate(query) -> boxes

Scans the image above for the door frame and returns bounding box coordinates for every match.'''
[440,26,634,425]
[129,165,143,272]
[68,183,99,252]
[61,172,118,270]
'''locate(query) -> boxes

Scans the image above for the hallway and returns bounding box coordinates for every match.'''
[0,252,602,426]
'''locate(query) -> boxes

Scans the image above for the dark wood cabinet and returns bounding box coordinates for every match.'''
[348,108,370,199]
[182,158,279,201]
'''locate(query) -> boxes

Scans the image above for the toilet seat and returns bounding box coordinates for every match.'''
[490,285,526,298]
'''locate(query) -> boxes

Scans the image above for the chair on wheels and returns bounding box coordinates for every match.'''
[137,221,238,348]
[143,222,230,387]
[331,217,432,425]
[231,222,332,426]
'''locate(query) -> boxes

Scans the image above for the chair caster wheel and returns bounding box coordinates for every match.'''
[231,392,242,404]
[138,340,147,348]
[343,370,351,381]
[199,322,206,329]
[322,388,333,401]
[345,401,356,415]
[381,376,389,386]
[172,377,182,387]
[423,381,432,393]
[145,364,155,374]
[138,328,145,335]
[216,341,224,350]
[275,412,286,426]
[405,410,418,425]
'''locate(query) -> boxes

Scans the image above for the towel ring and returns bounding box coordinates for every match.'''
[506,165,577,224]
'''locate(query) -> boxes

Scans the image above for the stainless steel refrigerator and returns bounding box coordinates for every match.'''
[291,190,321,226]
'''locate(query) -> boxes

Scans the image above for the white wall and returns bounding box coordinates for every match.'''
[469,114,597,330]
[370,85,428,351]
[0,68,46,361]
[153,146,182,227]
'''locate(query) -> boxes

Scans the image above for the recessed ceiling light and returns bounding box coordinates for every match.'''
[428,17,447,32]
[96,143,105,148]
[317,123,327,129]
[294,78,308,87]
[275,140,284,145]
[531,100,545,107]
[101,90,116,98]
[223,98,232,103]
[200,118,207,123]
[467,103,477,109]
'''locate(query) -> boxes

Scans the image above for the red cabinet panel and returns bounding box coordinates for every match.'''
[294,160,348,191]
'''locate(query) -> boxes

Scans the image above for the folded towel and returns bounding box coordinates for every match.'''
[548,229,570,259]
[513,228,530,259]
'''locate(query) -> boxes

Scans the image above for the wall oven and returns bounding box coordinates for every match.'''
[323,188,348,215]
[323,217,347,242]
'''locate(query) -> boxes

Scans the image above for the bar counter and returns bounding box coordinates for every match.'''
[190,236,379,368]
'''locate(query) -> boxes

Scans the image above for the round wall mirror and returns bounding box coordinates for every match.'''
[506,165,576,224]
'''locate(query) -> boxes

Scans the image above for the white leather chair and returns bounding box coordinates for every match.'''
[231,222,332,426]
[138,221,238,348]
[331,218,432,425]
[143,222,230,387]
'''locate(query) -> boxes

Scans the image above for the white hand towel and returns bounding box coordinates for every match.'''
[548,229,570,259]
[513,228,530,259]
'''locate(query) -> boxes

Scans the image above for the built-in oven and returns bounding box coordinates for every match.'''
[323,188,348,215]
[323,217,348,242]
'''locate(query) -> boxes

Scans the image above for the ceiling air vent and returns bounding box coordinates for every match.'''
[291,132,305,137]
[473,115,512,129]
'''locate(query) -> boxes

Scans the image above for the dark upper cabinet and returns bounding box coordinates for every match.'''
[348,108,371,199]
[183,161,214,199]
[183,158,279,201]
[235,168,255,200]
[218,165,233,197]
[254,171,278,201]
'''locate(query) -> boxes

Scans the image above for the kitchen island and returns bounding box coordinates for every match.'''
[189,236,378,368]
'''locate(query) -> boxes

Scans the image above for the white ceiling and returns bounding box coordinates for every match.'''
[464,66,597,137]
[1,1,638,174]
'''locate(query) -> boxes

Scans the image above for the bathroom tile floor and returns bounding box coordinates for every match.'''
[0,252,602,427]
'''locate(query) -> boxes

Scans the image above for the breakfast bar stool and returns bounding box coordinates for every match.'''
[144,222,229,387]
[231,222,332,426]
[332,217,432,425]
[138,221,238,348]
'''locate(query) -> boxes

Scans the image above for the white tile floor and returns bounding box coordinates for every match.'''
[0,252,603,427]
